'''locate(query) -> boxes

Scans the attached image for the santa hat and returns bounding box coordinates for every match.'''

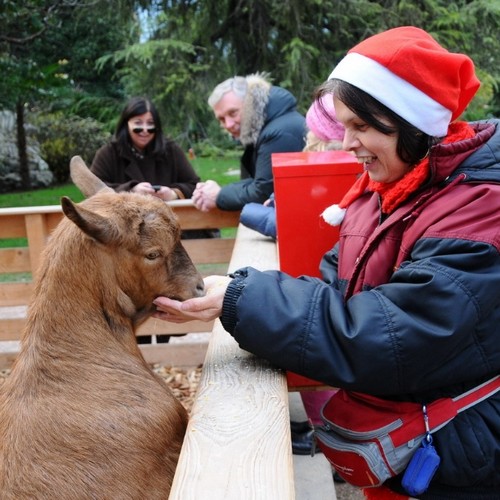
[329,26,480,137]
[306,94,345,142]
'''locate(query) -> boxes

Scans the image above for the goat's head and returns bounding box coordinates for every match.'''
[60,156,205,323]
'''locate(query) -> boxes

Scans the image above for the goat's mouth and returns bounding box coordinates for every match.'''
[155,292,189,303]
[166,295,183,302]
[159,284,205,301]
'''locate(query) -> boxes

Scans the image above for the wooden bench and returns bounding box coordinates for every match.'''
[0,200,240,368]
[169,223,295,499]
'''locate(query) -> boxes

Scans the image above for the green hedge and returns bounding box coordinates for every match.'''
[33,112,111,184]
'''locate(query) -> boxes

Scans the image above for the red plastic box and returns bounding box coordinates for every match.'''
[272,150,361,278]
[272,151,362,389]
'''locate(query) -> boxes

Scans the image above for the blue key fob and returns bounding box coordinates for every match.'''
[402,436,441,496]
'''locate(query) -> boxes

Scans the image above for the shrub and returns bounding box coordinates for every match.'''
[33,113,111,183]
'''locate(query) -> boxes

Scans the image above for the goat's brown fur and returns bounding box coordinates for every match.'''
[0,157,204,499]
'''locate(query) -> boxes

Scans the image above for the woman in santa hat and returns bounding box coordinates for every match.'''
[154,27,500,499]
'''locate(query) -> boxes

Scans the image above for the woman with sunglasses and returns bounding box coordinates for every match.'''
[91,96,200,201]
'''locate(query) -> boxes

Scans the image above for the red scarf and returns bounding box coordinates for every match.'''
[338,121,475,215]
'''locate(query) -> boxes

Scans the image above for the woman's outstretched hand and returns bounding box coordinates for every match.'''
[153,275,231,323]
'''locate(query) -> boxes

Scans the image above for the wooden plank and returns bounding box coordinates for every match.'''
[170,225,294,500]
[0,319,25,341]
[0,351,19,370]
[0,318,211,342]
[0,308,212,339]
[182,238,235,265]
[46,212,64,233]
[0,202,238,236]
[140,334,209,367]
[0,247,30,273]
[0,205,62,216]
[0,235,235,273]
[0,215,28,239]
[228,224,279,270]
[0,336,209,370]
[169,321,293,500]
[137,317,215,336]
[24,214,51,279]
[172,202,240,229]
[0,283,34,307]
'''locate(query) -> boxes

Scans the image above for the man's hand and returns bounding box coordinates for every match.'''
[192,180,221,212]
[153,275,231,323]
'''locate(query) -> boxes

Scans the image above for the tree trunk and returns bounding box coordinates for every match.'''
[16,100,31,190]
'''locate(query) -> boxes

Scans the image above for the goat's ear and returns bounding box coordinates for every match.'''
[61,196,117,245]
[70,156,114,198]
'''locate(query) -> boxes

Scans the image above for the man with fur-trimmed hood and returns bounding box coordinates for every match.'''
[192,74,305,212]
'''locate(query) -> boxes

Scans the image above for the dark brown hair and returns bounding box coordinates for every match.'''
[114,97,167,156]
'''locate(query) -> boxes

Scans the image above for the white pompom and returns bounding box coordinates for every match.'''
[321,204,346,226]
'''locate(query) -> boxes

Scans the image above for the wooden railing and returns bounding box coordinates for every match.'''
[0,200,240,368]
[169,223,294,500]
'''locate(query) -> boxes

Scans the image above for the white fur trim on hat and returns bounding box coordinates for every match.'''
[329,53,452,137]
[321,204,346,226]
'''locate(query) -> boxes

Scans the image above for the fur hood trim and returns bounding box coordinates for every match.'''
[239,73,272,146]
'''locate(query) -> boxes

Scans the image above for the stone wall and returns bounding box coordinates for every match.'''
[0,110,54,193]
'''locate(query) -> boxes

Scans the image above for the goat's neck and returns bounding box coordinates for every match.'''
[27,247,148,352]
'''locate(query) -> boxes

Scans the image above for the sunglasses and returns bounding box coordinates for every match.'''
[131,127,156,134]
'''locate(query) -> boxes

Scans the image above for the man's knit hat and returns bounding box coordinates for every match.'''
[329,26,480,137]
[305,95,345,142]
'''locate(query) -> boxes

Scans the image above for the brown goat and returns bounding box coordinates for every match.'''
[0,156,204,499]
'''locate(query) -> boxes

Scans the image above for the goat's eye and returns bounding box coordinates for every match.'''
[146,251,161,260]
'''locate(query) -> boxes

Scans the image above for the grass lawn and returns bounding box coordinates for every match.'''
[191,154,240,186]
[0,184,85,208]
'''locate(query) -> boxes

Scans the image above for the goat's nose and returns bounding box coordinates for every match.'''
[196,279,206,297]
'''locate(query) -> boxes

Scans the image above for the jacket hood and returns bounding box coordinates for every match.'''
[456,120,500,183]
[431,120,499,184]
[239,75,298,146]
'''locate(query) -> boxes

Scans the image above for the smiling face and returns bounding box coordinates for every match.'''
[127,111,156,151]
[334,96,412,184]
[213,90,244,139]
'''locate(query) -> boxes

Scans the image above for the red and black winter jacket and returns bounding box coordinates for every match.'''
[221,120,500,497]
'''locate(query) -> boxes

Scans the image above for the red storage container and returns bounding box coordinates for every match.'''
[272,150,362,389]
[272,150,361,278]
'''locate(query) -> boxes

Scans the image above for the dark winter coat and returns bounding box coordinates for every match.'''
[221,120,500,498]
[90,139,200,198]
[216,77,305,210]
